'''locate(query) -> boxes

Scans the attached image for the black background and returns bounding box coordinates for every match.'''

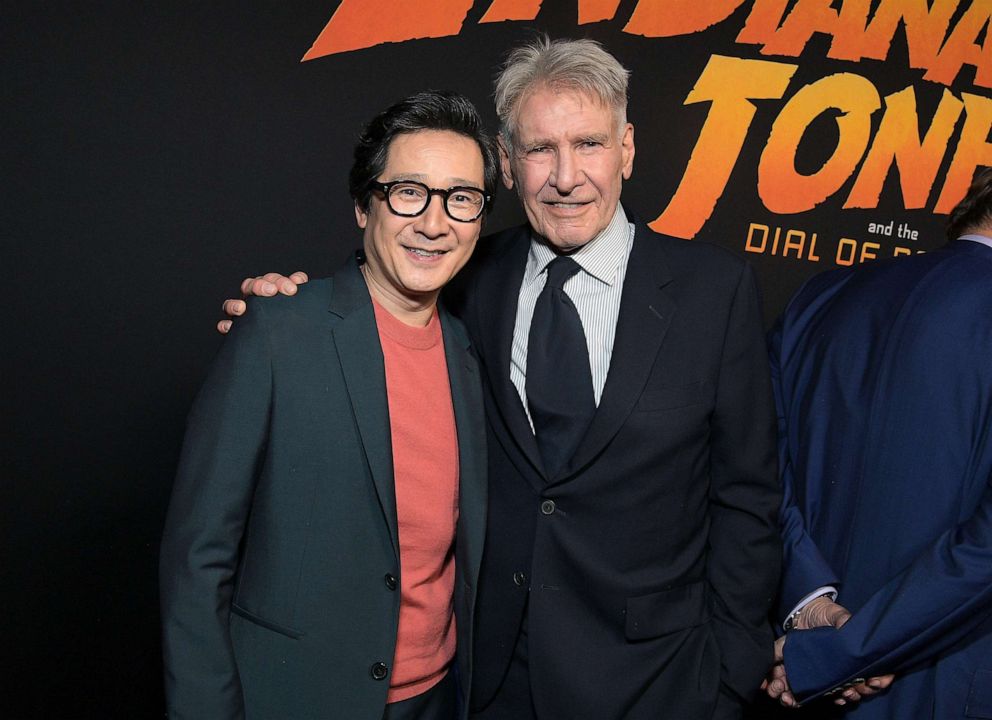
[4,1,976,716]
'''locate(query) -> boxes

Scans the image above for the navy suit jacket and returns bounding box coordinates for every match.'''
[770,240,992,718]
[160,258,487,719]
[453,212,780,720]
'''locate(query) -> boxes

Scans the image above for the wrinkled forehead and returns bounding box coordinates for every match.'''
[507,84,625,139]
[516,87,622,135]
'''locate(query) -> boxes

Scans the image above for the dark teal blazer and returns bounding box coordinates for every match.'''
[160,257,487,719]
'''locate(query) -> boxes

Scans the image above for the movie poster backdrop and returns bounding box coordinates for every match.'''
[4,1,988,715]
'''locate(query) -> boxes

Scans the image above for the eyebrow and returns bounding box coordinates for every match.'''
[384,172,483,188]
[518,138,552,149]
[520,132,612,148]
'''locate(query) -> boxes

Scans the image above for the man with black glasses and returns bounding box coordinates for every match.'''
[160,90,497,720]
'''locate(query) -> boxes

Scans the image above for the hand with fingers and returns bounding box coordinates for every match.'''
[824,674,896,707]
[217,271,310,334]
[763,597,895,708]
[762,635,797,708]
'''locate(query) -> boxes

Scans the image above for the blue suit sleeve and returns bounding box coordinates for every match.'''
[768,320,841,622]
[784,469,992,702]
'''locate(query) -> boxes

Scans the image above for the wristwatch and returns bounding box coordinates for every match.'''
[783,606,804,632]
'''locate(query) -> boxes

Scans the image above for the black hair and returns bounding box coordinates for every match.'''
[947,167,992,241]
[349,90,499,214]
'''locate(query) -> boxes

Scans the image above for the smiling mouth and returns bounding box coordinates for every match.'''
[544,201,590,208]
[404,246,448,257]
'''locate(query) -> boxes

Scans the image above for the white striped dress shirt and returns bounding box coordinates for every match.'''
[510,205,635,428]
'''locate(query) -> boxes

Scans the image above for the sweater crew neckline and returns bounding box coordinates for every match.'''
[372,299,442,350]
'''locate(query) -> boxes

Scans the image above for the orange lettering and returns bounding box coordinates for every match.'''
[821,0,872,60]
[757,0,844,57]
[935,92,992,213]
[782,230,806,258]
[736,0,978,90]
[860,241,880,262]
[832,0,955,68]
[624,0,746,37]
[737,0,789,47]
[836,238,858,265]
[649,56,797,239]
[479,0,541,22]
[579,0,623,24]
[745,223,770,253]
[926,3,992,88]
[846,87,963,210]
[758,73,880,214]
[302,0,472,59]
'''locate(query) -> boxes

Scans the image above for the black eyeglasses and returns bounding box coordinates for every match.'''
[368,180,490,223]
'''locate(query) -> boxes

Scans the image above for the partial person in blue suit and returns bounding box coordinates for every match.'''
[763,168,992,719]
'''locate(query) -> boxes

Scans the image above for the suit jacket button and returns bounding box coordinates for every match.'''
[384,573,398,591]
[370,662,389,680]
[513,571,527,587]
[540,499,556,515]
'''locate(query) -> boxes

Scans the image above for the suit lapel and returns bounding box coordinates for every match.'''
[559,222,676,481]
[476,230,545,483]
[439,307,487,586]
[329,261,399,559]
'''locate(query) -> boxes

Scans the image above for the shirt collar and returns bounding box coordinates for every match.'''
[959,233,992,250]
[523,204,632,287]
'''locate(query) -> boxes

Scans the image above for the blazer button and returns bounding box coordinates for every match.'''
[384,573,398,591]
[513,571,527,587]
[540,499,556,515]
[370,662,389,681]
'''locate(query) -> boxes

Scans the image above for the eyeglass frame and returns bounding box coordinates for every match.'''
[367,180,491,223]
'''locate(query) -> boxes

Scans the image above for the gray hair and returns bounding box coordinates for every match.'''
[494,36,630,152]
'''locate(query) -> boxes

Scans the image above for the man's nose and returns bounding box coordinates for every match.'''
[549,150,581,193]
[415,193,449,237]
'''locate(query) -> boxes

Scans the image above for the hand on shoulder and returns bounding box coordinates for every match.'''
[217,271,309,334]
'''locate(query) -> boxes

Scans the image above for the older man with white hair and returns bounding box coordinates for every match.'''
[224,38,781,720]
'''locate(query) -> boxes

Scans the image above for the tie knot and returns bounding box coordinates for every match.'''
[544,256,582,291]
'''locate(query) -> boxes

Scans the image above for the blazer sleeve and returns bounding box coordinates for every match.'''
[784,468,992,703]
[706,262,783,701]
[767,320,841,621]
[159,298,274,720]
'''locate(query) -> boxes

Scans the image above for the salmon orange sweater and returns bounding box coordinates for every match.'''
[372,300,459,704]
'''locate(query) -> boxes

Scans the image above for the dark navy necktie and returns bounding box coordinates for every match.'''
[525,256,596,478]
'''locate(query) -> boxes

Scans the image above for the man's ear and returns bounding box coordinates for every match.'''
[620,123,635,181]
[355,202,368,229]
[498,136,514,190]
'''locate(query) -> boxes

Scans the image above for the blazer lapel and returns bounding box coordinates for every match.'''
[559,221,676,481]
[475,230,545,483]
[329,261,399,559]
[439,307,487,586]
